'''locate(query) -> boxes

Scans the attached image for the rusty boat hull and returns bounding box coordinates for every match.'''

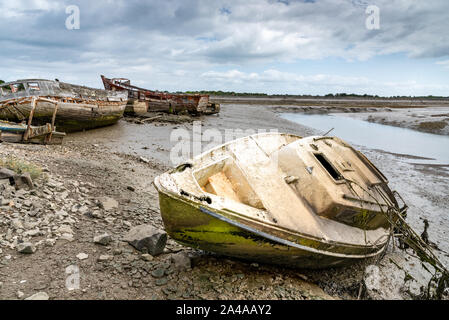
[101,75,220,116]
[0,79,128,132]
[154,133,404,269]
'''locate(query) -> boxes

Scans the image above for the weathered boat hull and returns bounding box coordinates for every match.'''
[0,100,126,132]
[153,132,403,269]
[101,75,220,116]
[0,79,128,132]
[155,180,385,269]
[0,121,65,145]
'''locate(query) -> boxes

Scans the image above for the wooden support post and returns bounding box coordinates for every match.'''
[51,102,59,131]
[46,102,59,143]
[23,97,37,141]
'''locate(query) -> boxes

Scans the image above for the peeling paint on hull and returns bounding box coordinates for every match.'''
[0,79,128,132]
[155,185,385,269]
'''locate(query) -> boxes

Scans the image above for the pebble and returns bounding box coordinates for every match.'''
[17,242,36,254]
[98,255,112,262]
[93,233,112,246]
[155,278,168,286]
[170,252,192,271]
[141,254,154,262]
[25,292,49,300]
[76,253,89,260]
[151,268,166,279]
[122,224,167,256]
[97,197,119,211]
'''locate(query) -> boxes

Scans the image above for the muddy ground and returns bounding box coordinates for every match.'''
[1,101,448,300]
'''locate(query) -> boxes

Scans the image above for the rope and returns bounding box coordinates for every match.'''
[344,178,448,299]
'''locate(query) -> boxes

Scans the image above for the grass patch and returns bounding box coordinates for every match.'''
[418,121,447,131]
[0,157,43,180]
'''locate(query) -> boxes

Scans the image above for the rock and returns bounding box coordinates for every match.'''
[17,242,36,254]
[98,255,112,262]
[155,278,168,286]
[88,210,103,219]
[170,252,191,271]
[13,173,34,190]
[93,233,112,246]
[45,239,57,247]
[11,219,24,230]
[127,186,135,192]
[23,228,41,237]
[122,224,167,256]
[105,217,116,224]
[55,210,68,218]
[139,157,150,164]
[60,233,74,242]
[57,225,73,235]
[77,206,89,214]
[25,292,49,300]
[141,254,154,262]
[112,248,122,256]
[76,253,89,260]
[0,167,16,178]
[17,291,25,299]
[151,268,166,279]
[97,197,119,211]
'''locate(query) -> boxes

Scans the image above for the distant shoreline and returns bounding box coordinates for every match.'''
[211,96,449,108]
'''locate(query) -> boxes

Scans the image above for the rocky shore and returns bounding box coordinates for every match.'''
[0,142,336,300]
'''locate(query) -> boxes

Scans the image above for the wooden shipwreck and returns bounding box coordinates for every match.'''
[0,79,128,132]
[154,133,407,269]
[0,118,65,145]
[101,75,220,116]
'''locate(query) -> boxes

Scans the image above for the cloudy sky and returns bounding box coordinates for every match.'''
[0,0,448,96]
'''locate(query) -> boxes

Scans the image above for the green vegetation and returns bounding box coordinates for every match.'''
[179,90,268,97]
[178,90,448,99]
[418,121,448,131]
[0,80,4,84]
[0,157,43,180]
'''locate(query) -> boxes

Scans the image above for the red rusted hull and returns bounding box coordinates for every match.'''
[101,75,220,115]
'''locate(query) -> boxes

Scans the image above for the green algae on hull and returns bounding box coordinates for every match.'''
[156,185,385,269]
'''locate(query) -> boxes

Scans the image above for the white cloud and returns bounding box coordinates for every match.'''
[0,0,448,96]
[200,69,449,96]
[436,60,449,69]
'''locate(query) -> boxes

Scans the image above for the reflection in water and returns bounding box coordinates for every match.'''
[281,113,449,165]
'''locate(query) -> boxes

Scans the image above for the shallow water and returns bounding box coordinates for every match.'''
[281,113,449,165]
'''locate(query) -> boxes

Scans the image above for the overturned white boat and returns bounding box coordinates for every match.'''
[154,133,406,268]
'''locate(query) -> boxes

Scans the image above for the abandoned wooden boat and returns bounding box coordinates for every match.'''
[154,133,407,268]
[0,79,128,132]
[101,75,220,116]
[0,120,65,145]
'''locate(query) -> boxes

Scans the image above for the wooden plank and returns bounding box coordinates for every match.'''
[46,102,59,143]
[23,97,37,141]
[27,124,52,138]
[205,172,241,203]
